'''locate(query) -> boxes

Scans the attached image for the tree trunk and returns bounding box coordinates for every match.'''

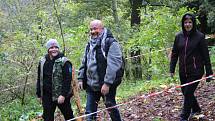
[147,48,152,80]
[198,10,207,34]
[130,0,142,79]
[130,47,142,79]
[111,0,120,38]
[130,0,142,26]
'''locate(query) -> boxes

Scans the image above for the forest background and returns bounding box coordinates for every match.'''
[0,0,215,120]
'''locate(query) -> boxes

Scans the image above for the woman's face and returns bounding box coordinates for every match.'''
[184,18,193,32]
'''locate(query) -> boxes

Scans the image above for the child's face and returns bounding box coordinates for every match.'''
[48,46,59,58]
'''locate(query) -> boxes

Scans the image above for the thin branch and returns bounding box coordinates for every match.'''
[52,0,65,54]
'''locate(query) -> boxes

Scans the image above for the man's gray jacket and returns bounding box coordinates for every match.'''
[78,28,123,91]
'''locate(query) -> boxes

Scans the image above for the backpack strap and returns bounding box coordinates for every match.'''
[39,57,46,82]
[54,57,69,67]
[61,57,69,66]
[86,42,90,54]
[39,57,46,97]
[100,29,108,58]
[102,37,117,59]
[85,37,117,59]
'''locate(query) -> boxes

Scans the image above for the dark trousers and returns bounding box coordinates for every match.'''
[179,74,202,119]
[85,87,122,121]
[42,94,74,121]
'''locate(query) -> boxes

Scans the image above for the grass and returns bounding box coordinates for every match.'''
[116,78,177,102]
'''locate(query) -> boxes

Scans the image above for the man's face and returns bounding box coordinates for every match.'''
[48,46,59,58]
[90,23,103,39]
[184,18,193,32]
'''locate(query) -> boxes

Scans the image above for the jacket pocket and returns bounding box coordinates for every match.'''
[193,56,197,69]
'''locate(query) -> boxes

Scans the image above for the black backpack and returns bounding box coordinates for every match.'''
[83,38,125,88]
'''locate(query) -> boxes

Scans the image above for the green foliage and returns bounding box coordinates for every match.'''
[0,97,41,121]
[117,78,173,99]
[153,117,162,121]
[64,25,89,66]
[124,7,189,79]
[201,0,215,33]
[0,0,213,120]
[126,7,188,49]
[207,10,215,33]
[0,31,40,85]
[209,45,215,67]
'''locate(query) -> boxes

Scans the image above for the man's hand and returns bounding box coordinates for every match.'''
[101,83,110,95]
[78,81,83,90]
[57,95,65,104]
[37,97,42,104]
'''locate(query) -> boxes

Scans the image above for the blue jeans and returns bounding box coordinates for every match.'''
[85,87,122,121]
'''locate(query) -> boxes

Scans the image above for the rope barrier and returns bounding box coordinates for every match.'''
[0,47,171,93]
[0,70,79,93]
[67,74,215,121]
[0,45,213,120]
[0,82,32,93]
[125,47,171,60]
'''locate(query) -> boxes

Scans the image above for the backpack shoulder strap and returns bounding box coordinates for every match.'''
[101,37,117,58]
[55,57,70,67]
[40,57,46,63]
[40,56,46,71]
[61,57,69,65]
[39,56,46,84]
[86,42,90,53]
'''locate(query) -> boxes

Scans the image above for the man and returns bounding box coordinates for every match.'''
[36,39,74,121]
[78,20,123,121]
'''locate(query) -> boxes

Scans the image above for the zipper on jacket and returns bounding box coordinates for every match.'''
[193,56,197,69]
[184,37,188,77]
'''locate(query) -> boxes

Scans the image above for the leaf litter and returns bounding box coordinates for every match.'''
[121,81,215,121]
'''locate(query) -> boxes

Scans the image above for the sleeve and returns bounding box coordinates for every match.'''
[104,42,122,85]
[62,61,73,97]
[36,62,41,98]
[77,44,88,82]
[170,35,179,73]
[199,35,213,76]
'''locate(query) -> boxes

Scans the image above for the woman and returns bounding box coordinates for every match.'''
[170,13,213,121]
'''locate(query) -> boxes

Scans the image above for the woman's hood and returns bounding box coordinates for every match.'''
[181,13,197,35]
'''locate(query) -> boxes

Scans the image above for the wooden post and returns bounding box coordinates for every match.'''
[72,67,84,121]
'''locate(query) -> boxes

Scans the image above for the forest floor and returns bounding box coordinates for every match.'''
[120,81,215,121]
[34,81,215,121]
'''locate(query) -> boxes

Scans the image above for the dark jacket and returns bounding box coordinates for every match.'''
[36,53,73,100]
[170,13,213,77]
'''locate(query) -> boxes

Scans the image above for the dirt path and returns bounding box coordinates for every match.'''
[34,81,214,121]
[121,81,215,121]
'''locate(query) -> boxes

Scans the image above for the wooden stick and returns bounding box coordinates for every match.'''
[72,67,84,121]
